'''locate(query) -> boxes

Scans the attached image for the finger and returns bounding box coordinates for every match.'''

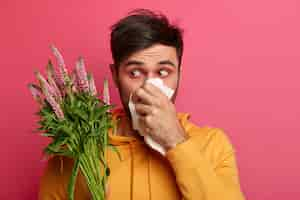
[142,82,165,98]
[133,87,156,105]
[139,115,155,129]
[135,103,152,115]
[138,116,151,135]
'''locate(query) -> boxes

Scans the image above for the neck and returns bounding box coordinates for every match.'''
[116,113,140,138]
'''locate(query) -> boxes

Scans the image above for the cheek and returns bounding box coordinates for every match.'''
[118,74,144,100]
[164,73,179,91]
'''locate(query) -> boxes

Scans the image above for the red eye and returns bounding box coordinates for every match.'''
[129,69,142,78]
[158,69,169,77]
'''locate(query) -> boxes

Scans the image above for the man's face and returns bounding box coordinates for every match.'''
[111,44,181,116]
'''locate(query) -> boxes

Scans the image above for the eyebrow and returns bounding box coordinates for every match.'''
[124,59,176,68]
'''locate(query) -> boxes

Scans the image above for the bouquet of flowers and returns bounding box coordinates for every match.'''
[28,45,119,200]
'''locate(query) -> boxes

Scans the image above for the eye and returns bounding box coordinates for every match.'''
[130,69,142,78]
[158,69,169,77]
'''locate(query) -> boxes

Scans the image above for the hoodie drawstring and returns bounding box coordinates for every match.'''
[147,148,152,200]
[129,141,134,200]
[128,141,152,200]
[110,108,153,200]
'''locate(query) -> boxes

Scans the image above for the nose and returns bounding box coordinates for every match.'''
[144,72,157,81]
[134,73,158,103]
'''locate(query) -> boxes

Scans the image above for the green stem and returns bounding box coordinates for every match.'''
[79,155,104,200]
[67,156,80,200]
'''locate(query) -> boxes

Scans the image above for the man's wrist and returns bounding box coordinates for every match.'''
[165,130,188,151]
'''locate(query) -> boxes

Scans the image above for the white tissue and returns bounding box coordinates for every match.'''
[128,78,175,156]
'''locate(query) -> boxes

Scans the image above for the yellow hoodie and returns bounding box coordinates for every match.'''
[38,108,245,200]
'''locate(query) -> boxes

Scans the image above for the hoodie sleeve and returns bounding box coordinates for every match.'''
[165,121,245,200]
[38,156,90,200]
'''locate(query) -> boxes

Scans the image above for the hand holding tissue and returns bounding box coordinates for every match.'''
[128,78,176,156]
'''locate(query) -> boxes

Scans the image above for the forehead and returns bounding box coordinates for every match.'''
[124,44,178,66]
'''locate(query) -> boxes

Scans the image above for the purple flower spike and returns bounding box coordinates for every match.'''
[75,57,89,93]
[50,44,68,85]
[46,91,65,120]
[103,78,110,105]
[87,73,97,96]
[39,79,64,120]
[47,59,64,90]
[35,71,57,100]
[28,83,43,105]
[70,70,78,93]
[46,63,63,102]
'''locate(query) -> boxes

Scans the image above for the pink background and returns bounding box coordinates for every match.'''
[1,0,299,199]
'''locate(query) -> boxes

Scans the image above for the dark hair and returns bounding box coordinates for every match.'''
[110,9,184,70]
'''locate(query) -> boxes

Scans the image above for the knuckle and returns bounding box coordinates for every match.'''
[143,83,150,90]
[145,115,151,124]
[156,99,163,106]
[136,88,142,95]
[135,103,141,110]
[151,108,158,115]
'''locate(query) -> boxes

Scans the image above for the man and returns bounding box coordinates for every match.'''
[39,9,245,200]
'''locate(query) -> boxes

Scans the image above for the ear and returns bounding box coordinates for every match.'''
[109,63,119,87]
[177,65,182,82]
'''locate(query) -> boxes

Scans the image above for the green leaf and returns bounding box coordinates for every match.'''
[45,136,68,153]
[41,132,55,137]
[107,144,122,161]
